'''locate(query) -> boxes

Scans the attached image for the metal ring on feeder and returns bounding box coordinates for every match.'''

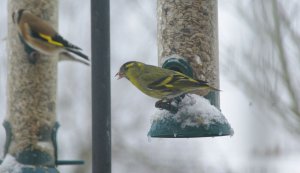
[161,55,193,77]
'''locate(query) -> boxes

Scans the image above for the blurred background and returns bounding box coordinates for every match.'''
[1,0,300,173]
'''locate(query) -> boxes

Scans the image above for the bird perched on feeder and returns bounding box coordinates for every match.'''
[116,61,219,101]
[12,9,89,65]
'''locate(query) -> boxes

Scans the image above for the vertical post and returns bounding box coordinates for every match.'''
[7,1,58,166]
[157,0,219,107]
[91,0,111,173]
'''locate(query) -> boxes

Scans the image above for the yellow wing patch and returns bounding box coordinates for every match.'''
[156,76,173,87]
[39,33,64,47]
[165,84,174,88]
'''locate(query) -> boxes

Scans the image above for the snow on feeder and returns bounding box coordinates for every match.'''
[149,94,234,138]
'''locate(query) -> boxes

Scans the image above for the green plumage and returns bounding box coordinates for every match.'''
[117,61,218,100]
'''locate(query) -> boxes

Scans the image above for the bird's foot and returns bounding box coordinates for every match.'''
[155,99,178,114]
[155,99,176,114]
[173,94,186,104]
[28,51,39,64]
[155,94,186,114]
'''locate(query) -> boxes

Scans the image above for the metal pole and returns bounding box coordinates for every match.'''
[91,0,111,173]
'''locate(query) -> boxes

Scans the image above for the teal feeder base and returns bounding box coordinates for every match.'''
[148,115,234,138]
[17,149,54,165]
[0,121,84,171]
[148,94,234,138]
[21,167,59,173]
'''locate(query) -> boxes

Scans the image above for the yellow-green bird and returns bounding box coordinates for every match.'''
[116,61,218,100]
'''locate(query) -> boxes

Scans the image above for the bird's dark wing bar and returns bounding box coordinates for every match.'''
[29,30,64,47]
[147,74,189,89]
[150,73,210,88]
[173,74,210,86]
[30,29,81,50]
[30,30,47,41]
[147,75,177,92]
[147,75,173,90]
[52,34,82,50]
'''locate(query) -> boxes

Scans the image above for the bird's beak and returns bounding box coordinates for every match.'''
[115,72,124,80]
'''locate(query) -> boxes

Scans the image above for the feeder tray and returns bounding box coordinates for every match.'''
[148,94,234,138]
[148,111,234,138]
[21,167,59,173]
[148,57,233,138]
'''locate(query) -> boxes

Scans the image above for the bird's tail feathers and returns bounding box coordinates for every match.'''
[208,85,221,92]
[60,52,90,66]
[195,80,221,91]
[66,42,82,50]
[66,48,89,61]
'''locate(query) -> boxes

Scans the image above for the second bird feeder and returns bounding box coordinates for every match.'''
[148,0,233,138]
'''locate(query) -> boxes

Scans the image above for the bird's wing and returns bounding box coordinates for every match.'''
[31,30,81,50]
[134,66,171,92]
[29,29,65,47]
[147,72,209,91]
[25,17,81,50]
[147,75,174,91]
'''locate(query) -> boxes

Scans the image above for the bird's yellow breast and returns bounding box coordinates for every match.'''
[126,71,165,99]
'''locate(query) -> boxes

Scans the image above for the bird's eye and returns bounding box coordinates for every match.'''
[121,65,128,72]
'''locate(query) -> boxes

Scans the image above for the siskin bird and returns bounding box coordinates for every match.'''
[116,61,219,101]
[12,9,89,65]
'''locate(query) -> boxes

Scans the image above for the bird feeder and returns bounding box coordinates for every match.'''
[0,1,84,172]
[148,0,233,138]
